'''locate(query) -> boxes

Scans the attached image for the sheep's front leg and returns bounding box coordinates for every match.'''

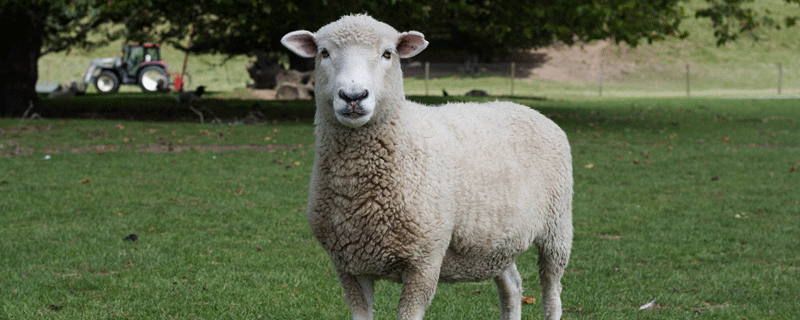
[337,272,375,320]
[397,264,441,320]
[494,263,523,320]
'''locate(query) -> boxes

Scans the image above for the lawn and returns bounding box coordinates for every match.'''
[1,96,799,319]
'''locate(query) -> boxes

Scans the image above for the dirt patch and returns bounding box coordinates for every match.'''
[243,89,277,100]
[0,125,61,135]
[524,40,638,84]
[37,144,307,155]
[214,88,315,101]
[136,143,305,153]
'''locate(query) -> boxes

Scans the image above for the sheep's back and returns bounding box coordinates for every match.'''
[410,101,572,281]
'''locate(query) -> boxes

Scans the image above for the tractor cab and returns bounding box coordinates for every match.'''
[122,43,161,76]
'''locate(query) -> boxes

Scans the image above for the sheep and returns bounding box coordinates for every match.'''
[282,14,572,320]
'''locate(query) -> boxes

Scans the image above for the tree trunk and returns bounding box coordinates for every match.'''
[0,6,46,117]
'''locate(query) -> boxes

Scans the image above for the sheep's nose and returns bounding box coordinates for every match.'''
[338,89,368,103]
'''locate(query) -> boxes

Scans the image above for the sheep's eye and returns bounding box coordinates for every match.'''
[382,50,392,59]
[320,49,329,58]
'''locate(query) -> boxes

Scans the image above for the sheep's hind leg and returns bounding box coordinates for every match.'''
[397,264,441,320]
[536,231,571,320]
[337,272,375,320]
[493,263,523,320]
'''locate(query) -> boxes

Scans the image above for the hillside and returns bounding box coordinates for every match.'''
[522,0,800,96]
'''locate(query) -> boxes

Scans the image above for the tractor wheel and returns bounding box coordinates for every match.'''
[95,71,120,94]
[138,66,169,93]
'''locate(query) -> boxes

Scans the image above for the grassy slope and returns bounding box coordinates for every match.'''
[406,0,800,98]
[598,0,800,95]
[2,97,799,319]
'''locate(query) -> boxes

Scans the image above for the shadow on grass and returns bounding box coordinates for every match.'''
[36,92,317,123]
[33,93,551,123]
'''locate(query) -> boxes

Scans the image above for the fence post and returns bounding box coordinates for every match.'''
[599,62,603,97]
[510,62,515,97]
[685,64,691,97]
[424,62,430,96]
[778,62,783,94]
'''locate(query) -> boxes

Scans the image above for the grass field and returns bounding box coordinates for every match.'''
[2,96,798,319]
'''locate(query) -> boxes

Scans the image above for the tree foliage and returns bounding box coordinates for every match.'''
[696,0,800,45]
[109,0,799,62]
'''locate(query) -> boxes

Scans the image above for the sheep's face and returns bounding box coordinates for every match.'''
[282,15,428,128]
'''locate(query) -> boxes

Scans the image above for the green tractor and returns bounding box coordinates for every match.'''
[83,43,179,93]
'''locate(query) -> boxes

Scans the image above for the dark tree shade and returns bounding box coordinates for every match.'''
[0,0,112,117]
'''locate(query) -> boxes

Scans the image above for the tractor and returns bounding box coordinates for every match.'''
[83,43,182,93]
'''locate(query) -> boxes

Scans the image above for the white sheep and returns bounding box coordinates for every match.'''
[282,14,572,320]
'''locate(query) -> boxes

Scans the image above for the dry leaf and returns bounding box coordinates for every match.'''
[256,246,263,251]
[236,188,243,195]
[294,161,301,166]
[148,226,155,233]
[584,163,594,169]
[522,296,536,304]
[80,179,90,184]
[116,124,125,130]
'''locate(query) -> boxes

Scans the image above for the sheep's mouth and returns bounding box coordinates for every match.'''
[340,104,368,119]
[342,110,367,119]
[333,100,373,127]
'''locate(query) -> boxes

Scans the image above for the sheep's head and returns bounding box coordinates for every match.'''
[281,14,428,128]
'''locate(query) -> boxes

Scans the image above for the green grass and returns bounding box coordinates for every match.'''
[2,96,799,319]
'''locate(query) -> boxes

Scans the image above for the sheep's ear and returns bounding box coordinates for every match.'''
[281,31,317,58]
[396,31,428,58]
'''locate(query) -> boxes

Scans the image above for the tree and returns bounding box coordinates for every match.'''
[0,0,118,117]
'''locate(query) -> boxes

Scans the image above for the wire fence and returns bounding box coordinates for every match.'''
[401,61,800,98]
[37,56,800,99]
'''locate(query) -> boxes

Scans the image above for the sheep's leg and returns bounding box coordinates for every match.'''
[397,264,441,320]
[494,263,523,320]
[337,272,375,320]
[536,220,572,320]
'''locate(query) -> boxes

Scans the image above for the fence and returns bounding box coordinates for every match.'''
[401,61,800,98]
[37,54,800,98]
